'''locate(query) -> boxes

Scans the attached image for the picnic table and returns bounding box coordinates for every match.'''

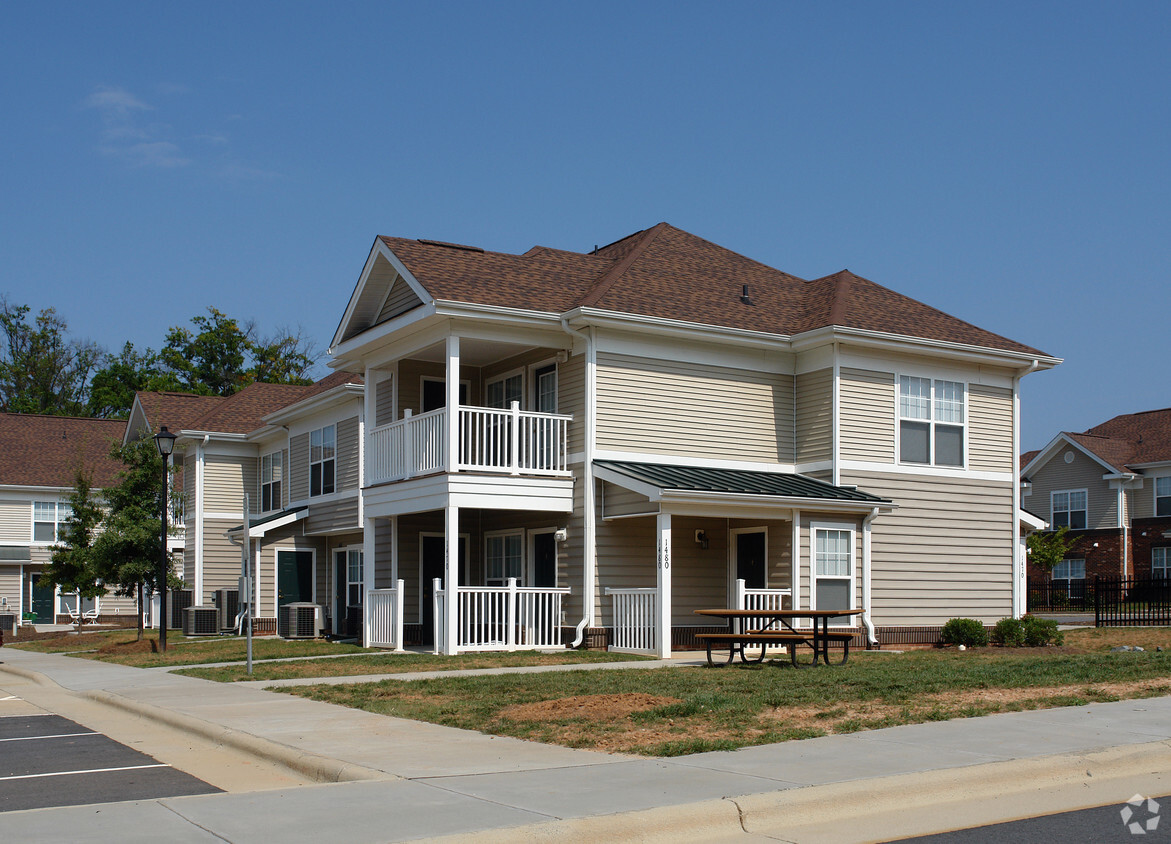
[693,608,864,667]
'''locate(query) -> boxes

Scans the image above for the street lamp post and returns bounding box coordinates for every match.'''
[153,426,177,653]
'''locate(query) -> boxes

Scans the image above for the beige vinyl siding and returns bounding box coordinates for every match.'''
[1128,476,1168,521]
[1025,449,1117,529]
[0,565,21,614]
[844,470,1014,625]
[374,519,395,589]
[839,368,895,463]
[559,352,585,457]
[305,496,359,535]
[798,514,864,620]
[562,478,588,625]
[289,433,309,502]
[203,456,257,514]
[29,545,50,564]
[601,482,659,519]
[594,509,655,628]
[968,385,1014,473]
[397,360,446,417]
[0,500,28,542]
[184,454,196,582]
[671,516,728,625]
[99,593,139,617]
[595,352,794,463]
[375,377,394,427]
[796,369,833,464]
[336,416,359,492]
[201,518,246,605]
[376,276,423,324]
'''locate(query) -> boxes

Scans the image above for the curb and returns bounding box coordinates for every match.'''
[422,739,1171,843]
[84,689,394,785]
[0,661,52,686]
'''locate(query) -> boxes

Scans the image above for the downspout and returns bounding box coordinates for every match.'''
[1012,361,1040,618]
[862,507,879,648]
[194,434,210,604]
[561,316,596,648]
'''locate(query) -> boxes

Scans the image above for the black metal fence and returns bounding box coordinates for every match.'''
[1027,580,1093,612]
[1094,576,1171,627]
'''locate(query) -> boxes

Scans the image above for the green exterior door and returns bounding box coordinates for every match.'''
[277,550,313,608]
[31,577,55,621]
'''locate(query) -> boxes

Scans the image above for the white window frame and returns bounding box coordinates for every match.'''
[1051,488,1088,530]
[485,529,524,586]
[1052,558,1086,582]
[1153,548,1170,580]
[336,547,363,607]
[897,376,967,468]
[527,526,559,587]
[809,521,856,620]
[530,360,558,414]
[32,500,70,544]
[309,425,336,497]
[486,368,525,410]
[419,376,470,413]
[261,450,283,512]
[1155,477,1171,518]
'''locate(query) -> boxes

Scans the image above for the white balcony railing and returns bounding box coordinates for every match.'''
[605,587,657,653]
[366,580,405,649]
[433,578,569,653]
[368,403,571,485]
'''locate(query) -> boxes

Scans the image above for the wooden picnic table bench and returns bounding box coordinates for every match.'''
[694,609,862,667]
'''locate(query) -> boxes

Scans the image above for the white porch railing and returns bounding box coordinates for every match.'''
[605,587,657,653]
[368,404,571,485]
[433,578,569,653]
[366,579,405,649]
[733,579,792,613]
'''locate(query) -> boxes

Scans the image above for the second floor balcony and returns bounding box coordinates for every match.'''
[368,403,572,486]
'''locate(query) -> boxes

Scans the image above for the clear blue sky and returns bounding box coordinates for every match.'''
[3,2,1168,450]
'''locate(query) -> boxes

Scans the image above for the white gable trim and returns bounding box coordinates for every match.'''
[331,239,434,351]
[1022,433,1120,479]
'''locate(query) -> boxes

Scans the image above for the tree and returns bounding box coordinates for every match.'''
[92,437,181,642]
[1026,526,1075,576]
[249,326,317,386]
[0,297,101,415]
[86,342,165,418]
[39,471,106,631]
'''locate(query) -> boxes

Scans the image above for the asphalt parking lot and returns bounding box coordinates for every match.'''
[1,695,221,812]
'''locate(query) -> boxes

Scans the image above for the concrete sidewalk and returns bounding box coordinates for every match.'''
[1,646,1169,842]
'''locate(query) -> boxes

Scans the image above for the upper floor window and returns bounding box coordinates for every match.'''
[534,364,557,413]
[1052,489,1087,530]
[899,376,964,467]
[33,501,71,542]
[1156,477,1171,517]
[1153,547,1169,580]
[486,371,523,409]
[310,425,335,496]
[261,451,283,511]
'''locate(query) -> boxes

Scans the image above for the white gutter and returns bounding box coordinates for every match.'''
[195,434,209,602]
[861,506,879,648]
[561,316,597,648]
[1012,360,1041,618]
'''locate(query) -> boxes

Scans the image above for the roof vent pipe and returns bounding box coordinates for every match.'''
[740,285,753,305]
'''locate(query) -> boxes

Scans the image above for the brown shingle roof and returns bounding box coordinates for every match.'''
[0,414,126,488]
[1065,407,1171,471]
[377,223,1047,357]
[134,391,225,434]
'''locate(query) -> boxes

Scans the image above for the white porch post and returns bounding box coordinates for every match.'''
[656,512,672,659]
[445,335,460,474]
[443,503,459,655]
[362,516,376,647]
[791,511,802,610]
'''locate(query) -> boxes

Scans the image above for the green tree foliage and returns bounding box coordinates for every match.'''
[249,326,317,386]
[92,437,182,641]
[86,342,166,419]
[1026,526,1074,574]
[0,298,101,415]
[40,470,106,628]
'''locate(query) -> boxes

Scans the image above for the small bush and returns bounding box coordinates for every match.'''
[940,618,989,648]
[1021,615,1064,647]
[991,617,1026,647]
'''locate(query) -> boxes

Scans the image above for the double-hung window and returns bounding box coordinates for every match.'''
[261,451,282,511]
[812,524,854,616]
[899,377,965,467]
[33,501,70,542]
[346,550,364,606]
[1052,558,1086,599]
[1156,477,1171,517]
[486,371,523,409]
[1153,548,1170,580]
[485,531,523,586]
[1052,489,1087,530]
[310,425,335,496]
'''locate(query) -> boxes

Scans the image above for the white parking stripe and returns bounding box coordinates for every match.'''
[0,763,169,781]
[0,713,52,718]
[0,696,20,701]
[0,732,99,742]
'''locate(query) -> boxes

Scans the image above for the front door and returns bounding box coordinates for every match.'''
[735,530,767,590]
[277,550,313,608]
[30,576,54,621]
[334,551,348,635]
[422,379,469,412]
[420,535,465,644]
[532,531,557,588]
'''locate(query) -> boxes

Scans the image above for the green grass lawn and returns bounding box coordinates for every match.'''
[283,628,1171,757]
[176,649,654,681]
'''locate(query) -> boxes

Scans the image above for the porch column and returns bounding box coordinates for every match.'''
[362,516,376,647]
[656,512,672,659]
[443,503,460,655]
[445,335,460,474]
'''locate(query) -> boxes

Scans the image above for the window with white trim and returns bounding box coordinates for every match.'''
[1052,558,1086,582]
[1051,489,1087,530]
[1156,477,1171,517]
[33,501,71,542]
[813,525,853,612]
[486,371,523,409]
[261,451,282,511]
[1153,548,1170,580]
[309,425,335,496]
[534,364,557,413]
[345,549,364,606]
[899,376,964,467]
[485,531,523,586]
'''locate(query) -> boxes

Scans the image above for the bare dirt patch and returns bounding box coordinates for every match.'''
[499,693,680,722]
[97,637,157,655]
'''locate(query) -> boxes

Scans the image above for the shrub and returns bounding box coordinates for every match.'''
[940,618,989,648]
[991,617,1026,647]
[1021,615,1064,647]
